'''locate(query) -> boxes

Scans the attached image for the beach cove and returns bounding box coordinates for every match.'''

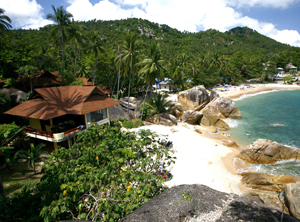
[134,83,300,197]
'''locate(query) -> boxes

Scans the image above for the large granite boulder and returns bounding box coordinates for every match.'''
[149,114,175,126]
[108,105,130,120]
[180,110,193,122]
[160,113,178,125]
[170,103,184,118]
[11,90,27,103]
[123,184,298,222]
[241,172,300,192]
[210,89,220,101]
[178,86,210,111]
[222,139,239,148]
[285,181,300,220]
[201,96,241,122]
[186,111,203,124]
[238,139,300,164]
[214,119,229,131]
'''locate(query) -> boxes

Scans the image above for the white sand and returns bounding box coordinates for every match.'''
[130,124,244,195]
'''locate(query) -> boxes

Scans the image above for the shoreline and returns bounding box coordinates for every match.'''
[131,124,247,195]
[218,83,300,99]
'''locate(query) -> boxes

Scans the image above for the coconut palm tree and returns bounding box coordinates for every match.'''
[0,8,12,32]
[85,31,105,85]
[14,143,48,174]
[47,5,73,82]
[145,92,173,117]
[67,19,85,79]
[137,42,166,119]
[116,32,142,113]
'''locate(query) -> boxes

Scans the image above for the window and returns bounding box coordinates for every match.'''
[86,109,107,125]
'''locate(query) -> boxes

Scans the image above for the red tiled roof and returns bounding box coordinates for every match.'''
[0,80,5,83]
[97,85,112,94]
[5,85,120,120]
[75,77,93,86]
[16,70,62,87]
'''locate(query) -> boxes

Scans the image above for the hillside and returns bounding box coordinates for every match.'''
[0,18,299,90]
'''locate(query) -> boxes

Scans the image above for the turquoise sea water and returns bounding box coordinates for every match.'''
[225,89,300,176]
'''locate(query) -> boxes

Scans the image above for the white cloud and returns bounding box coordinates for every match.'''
[226,0,300,9]
[1,0,53,29]
[3,0,300,46]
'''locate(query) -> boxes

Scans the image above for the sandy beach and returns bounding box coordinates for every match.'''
[133,83,300,196]
[218,83,300,99]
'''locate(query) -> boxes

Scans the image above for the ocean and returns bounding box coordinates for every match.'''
[224,89,300,177]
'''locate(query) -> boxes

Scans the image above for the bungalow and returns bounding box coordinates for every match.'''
[75,77,112,96]
[286,63,298,73]
[5,85,120,149]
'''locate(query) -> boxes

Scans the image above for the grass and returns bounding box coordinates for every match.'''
[1,161,43,197]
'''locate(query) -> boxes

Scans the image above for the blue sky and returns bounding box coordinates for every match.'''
[2,0,300,46]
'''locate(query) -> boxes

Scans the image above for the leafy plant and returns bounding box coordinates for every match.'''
[145,92,173,117]
[14,143,48,174]
[37,123,175,221]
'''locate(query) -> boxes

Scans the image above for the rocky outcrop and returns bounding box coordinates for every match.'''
[210,89,220,101]
[285,181,300,220]
[149,114,175,126]
[123,184,298,222]
[170,103,184,118]
[194,125,202,134]
[0,88,27,103]
[238,139,300,164]
[222,140,239,148]
[108,105,130,120]
[160,113,178,125]
[201,96,241,121]
[186,111,203,124]
[193,101,209,112]
[241,172,300,192]
[118,99,136,110]
[214,119,229,131]
[178,86,210,110]
[180,110,192,122]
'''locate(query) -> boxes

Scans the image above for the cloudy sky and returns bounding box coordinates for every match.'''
[2,0,300,46]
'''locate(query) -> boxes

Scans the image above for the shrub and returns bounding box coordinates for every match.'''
[123,120,134,129]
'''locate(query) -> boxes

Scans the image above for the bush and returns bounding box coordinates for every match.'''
[122,120,134,129]
[132,119,144,128]
[0,123,176,221]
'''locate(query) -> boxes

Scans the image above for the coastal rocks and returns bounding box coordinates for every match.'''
[170,103,184,118]
[210,89,220,101]
[149,114,175,126]
[108,104,130,120]
[285,181,300,219]
[202,96,241,120]
[123,184,298,222]
[222,140,239,148]
[160,113,178,125]
[237,139,300,164]
[193,101,209,112]
[178,86,210,111]
[181,111,203,124]
[214,119,229,131]
[194,125,202,134]
[240,172,300,192]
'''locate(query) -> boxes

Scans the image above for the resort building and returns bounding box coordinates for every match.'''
[286,63,298,72]
[5,85,120,149]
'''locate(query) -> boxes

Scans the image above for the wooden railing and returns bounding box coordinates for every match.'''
[25,127,54,138]
[25,126,83,139]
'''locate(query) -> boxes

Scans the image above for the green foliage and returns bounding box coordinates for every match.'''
[145,93,173,116]
[122,119,144,129]
[283,77,294,82]
[1,123,175,221]
[0,122,19,143]
[14,143,48,174]
[70,79,83,85]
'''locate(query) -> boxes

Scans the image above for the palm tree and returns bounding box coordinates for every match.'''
[86,31,105,86]
[145,92,173,117]
[0,8,12,32]
[116,32,142,113]
[137,42,165,119]
[47,5,73,82]
[14,143,48,174]
[67,19,85,79]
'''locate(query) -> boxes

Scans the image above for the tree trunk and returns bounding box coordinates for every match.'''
[127,68,131,113]
[0,176,6,198]
[73,43,77,81]
[61,29,65,84]
[141,84,149,120]
[93,58,97,86]
[116,57,121,100]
